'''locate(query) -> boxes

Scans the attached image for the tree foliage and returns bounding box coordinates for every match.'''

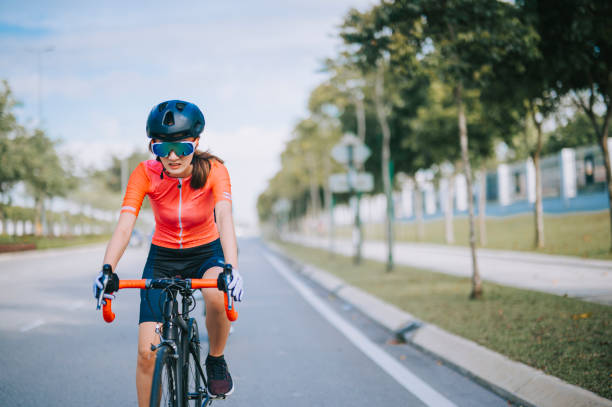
[258,0,612,256]
[0,81,27,196]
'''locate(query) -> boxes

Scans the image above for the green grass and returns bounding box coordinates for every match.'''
[0,234,111,251]
[333,211,612,259]
[276,240,612,399]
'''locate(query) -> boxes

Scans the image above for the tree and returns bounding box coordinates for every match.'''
[340,5,430,270]
[23,130,77,235]
[526,0,612,250]
[257,112,343,235]
[410,75,497,244]
[385,0,539,298]
[94,150,152,193]
[0,81,28,230]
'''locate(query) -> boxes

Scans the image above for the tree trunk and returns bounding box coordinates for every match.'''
[353,194,362,264]
[0,205,6,235]
[324,154,335,256]
[34,197,43,236]
[355,92,367,144]
[577,88,612,252]
[415,187,424,241]
[455,83,482,299]
[354,90,366,264]
[532,151,545,248]
[478,167,487,246]
[375,59,394,271]
[445,176,455,244]
[531,111,545,249]
[597,110,612,252]
[306,152,320,221]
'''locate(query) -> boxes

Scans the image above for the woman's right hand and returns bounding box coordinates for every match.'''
[93,268,116,303]
[227,268,244,302]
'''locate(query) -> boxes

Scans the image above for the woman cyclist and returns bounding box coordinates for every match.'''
[93,100,243,406]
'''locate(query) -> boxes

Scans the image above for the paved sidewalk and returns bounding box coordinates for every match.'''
[284,234,612,305]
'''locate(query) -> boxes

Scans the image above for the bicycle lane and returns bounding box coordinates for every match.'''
[222,238,509,407]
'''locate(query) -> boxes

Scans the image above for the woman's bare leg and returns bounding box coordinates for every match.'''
[136,322,160,407]
[201,266,231,356]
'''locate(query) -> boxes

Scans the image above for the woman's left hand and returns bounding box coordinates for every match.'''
[228,268,244,302]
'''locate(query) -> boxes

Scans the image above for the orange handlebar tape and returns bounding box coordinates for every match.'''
[224,293,238,322]
[103,299,115,323]
[118,280,147,289]
[190,279,219,289]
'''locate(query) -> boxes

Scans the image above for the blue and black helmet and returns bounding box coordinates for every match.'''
[146,100,205,140]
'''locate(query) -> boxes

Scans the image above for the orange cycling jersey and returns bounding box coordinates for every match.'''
[120,159,231,249]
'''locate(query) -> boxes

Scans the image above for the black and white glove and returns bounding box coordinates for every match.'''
[227,269,244,302]
[93,268,117,303]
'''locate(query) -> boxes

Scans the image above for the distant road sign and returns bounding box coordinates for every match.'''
[329,172,374,193]
[331,134,371,166]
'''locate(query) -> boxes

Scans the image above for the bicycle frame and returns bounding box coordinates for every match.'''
[154,284,208,406]
[97,268,238,407]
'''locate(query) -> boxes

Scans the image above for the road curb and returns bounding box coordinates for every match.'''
[265,241,612,407]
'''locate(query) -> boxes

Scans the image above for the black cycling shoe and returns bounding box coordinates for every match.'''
[205,354,234,398]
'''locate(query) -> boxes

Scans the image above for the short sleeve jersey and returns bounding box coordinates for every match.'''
[120,159,231,249]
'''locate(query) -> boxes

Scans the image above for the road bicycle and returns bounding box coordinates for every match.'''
[96,263,238,407]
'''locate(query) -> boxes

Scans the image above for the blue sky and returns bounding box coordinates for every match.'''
[0,0,374,225]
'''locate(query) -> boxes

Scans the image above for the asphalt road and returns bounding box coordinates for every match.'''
[0,237,511,406]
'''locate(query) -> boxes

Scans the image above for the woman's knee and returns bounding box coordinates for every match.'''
[203,289,225,312]
[137,322,159,371]
[137,346,156,370]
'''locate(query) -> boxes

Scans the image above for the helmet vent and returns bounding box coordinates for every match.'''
[163,111,175,126]
[176,102,185,111]
[157,102,168,112]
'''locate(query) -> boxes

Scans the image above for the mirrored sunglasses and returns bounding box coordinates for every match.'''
[151,141,196,157]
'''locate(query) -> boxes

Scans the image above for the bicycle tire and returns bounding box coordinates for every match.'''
[182,318,206,406]
[150,346,179,407]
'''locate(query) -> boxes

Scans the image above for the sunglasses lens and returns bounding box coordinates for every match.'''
[152,142,194,157]
[152,143,171,157]
[175,142,195,156]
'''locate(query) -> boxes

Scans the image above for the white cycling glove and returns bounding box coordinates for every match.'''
[227,268,244,302]
[93,270,115,302]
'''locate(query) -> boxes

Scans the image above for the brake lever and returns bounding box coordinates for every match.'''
[96,264,113,310]
[224,271,234,311]
[217,263,234,310]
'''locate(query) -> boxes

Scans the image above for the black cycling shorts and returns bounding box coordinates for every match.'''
[139,239,225,324]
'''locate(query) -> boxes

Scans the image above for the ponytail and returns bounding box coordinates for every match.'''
[191,150,223,189]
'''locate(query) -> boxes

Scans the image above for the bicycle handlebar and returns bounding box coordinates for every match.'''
[101,278,238,323]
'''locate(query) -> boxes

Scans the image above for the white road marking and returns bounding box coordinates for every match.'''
[20,319,45,332]
[265,253,457,407]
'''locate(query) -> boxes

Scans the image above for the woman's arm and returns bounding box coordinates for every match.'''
[215,200,238,269]
[102,212,138,271]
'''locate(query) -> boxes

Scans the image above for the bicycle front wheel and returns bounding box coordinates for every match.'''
[150,346,179,407]
[182,318,206,406]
